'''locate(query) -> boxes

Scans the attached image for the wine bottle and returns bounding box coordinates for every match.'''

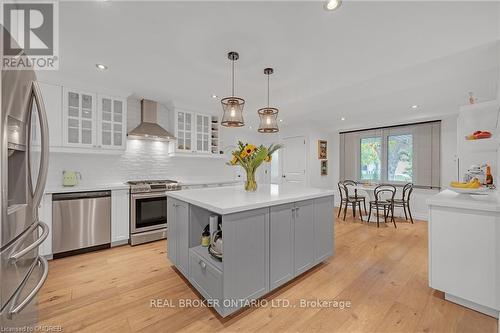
[486,164,493,185]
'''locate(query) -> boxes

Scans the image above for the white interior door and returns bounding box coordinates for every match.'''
[282,136,306,184]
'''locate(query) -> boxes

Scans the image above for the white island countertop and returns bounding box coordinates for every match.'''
[427,189,500,213]
[166,184,335,215]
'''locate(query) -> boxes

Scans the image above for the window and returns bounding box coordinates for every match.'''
[360,137,381,181]
[387,134,413,182]
[339,121,441,188]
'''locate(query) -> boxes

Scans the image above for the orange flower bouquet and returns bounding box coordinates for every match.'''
[227,141,282,191]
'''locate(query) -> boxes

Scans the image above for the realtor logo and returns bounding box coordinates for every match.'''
[1,1,59,70]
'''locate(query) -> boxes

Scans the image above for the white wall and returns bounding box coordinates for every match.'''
[267,121,334,189]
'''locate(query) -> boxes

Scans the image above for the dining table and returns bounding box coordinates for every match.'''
[350,183,378,221]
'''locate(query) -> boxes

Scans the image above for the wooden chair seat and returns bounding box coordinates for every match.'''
[348,196,365,202]
[387,198,405,204]
[369,200,392,207]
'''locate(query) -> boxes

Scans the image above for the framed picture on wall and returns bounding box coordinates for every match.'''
[318,140,327,159]
[321,160,328,176]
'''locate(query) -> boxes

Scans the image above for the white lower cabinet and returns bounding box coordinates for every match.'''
[429,206,500,315]
[111,189,130,245]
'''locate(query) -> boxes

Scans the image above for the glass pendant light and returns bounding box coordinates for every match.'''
[221,51,245,127]
[258,68,279,133]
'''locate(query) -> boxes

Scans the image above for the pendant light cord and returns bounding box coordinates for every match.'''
[231,59,235,97]
[267,73,270,107]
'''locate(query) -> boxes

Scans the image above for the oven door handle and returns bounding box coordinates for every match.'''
[131,192,167,199]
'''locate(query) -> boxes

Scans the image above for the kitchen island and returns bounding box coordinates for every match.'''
[427,190,500,320]
[166,184,335,317]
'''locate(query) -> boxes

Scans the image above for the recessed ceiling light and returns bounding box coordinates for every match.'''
[211,94,218,99]
[341,117,346,121]
[324,0,342,11]
[249,126,253,129]
[410,105,419,109]
[96,63,108,71]
[279,119,283,122]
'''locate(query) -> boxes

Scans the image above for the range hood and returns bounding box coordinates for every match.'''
[128,99,175,141]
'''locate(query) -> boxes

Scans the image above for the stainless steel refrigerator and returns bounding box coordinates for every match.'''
[0,27,50,329]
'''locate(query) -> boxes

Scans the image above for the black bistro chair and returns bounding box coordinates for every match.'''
[343,180,367,214]
[368,184,397,228]
[338,181,365,221]
[387,183,414,223]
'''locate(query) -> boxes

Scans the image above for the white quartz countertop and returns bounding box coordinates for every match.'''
[178,179,242,186]
[427,189,500,213]
[166,184,335,215]
[45,179,243,194]
[45,183,129,194]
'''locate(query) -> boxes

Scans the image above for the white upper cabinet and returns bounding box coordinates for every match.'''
[98,95,127,150]
[63,88,97,148]
[171,110,212,155]
[175,110,193,153]
[195,113,210,153]
[60,87,126,152]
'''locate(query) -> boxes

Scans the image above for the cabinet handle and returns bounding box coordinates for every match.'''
[199,260,206,269]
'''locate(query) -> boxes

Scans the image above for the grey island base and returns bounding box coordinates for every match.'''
[166,184,335,317]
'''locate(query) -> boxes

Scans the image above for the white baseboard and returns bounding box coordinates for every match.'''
[445,293,499,319]
[111,239,129,247]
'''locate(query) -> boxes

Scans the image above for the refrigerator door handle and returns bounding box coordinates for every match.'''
[9,221,49,261]
[28,81,50,209]
[7,256,49,318]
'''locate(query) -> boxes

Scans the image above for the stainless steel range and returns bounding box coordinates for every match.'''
[127,180,181,246]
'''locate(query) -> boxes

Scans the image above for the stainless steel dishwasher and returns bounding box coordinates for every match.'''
[52,191,111,257]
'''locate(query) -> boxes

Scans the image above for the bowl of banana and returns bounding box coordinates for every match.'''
[448,178,489,194]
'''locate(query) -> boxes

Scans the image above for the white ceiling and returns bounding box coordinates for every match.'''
[37,1,500,131]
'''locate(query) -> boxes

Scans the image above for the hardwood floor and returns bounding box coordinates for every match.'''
[39,210,498,333]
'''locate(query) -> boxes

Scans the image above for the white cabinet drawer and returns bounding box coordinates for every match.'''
[189,250,222,302]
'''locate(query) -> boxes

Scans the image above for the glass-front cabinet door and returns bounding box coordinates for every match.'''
[63,88,96,148]
[174,110,212,154]
[98,95,126,150]
[176,111,193,152]
[196,114,210,153]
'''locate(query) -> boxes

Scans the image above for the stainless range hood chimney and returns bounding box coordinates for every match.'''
[128,99,175,141]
